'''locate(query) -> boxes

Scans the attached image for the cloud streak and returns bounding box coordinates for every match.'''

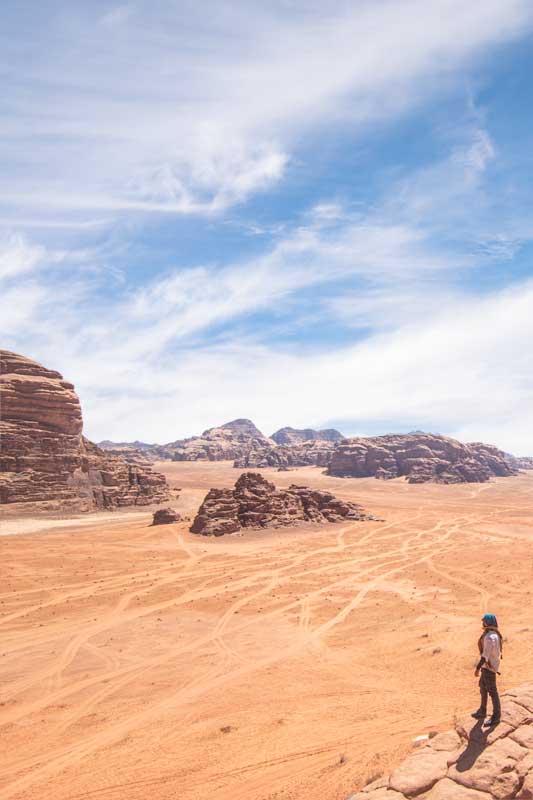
[1,0,532,222]
[2,2,533,455]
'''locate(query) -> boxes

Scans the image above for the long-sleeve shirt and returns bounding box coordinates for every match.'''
[481,631,501,672]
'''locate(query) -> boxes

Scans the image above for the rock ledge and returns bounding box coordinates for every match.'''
[349,682,533,800]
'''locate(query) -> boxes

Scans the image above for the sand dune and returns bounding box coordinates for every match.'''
[1,463,533,799]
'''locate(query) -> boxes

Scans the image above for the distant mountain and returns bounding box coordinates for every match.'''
[98,440,156,451]
[271,426,344,445]
[167,419,273,462]
[204,418,268,442]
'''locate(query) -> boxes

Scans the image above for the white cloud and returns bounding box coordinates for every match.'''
[5,203,532,454]
[1,0,531,220]
[0,234,46,279]
[77,278,533,454]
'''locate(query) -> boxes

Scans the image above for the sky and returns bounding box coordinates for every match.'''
[2,0,533,453]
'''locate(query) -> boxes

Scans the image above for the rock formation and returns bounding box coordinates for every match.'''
[509,456,533,470]
[349,682,533,799]
[152,507,181,525]
[327,433,517,484]
[190,471,376,536]
[271,426,344,445]
[234,439,337,469]
[169,418,275,462]
[0,350,169,511]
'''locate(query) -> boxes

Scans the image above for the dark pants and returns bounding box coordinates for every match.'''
[479,668,501,719]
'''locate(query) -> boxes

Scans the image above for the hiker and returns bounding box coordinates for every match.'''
[472,613,502,727]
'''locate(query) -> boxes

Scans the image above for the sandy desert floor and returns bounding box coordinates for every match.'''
[1,463,533,800]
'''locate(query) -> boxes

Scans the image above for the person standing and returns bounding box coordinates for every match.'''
[472,613,502,727]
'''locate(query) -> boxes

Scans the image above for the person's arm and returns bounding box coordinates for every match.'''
[475,654,485,675]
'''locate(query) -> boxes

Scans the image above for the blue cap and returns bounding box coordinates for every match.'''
[482,613,498,627]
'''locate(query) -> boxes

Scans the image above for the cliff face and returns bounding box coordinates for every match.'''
[327,433,517,484]
[0,350,168,511]
[234,439,337,469]
[350,682,533,799]
[271,426,344,445]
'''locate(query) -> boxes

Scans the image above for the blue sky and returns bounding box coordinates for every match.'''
[2,0,533,453]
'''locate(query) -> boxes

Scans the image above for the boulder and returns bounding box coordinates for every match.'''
[152,507,181,525]
[190,472,376,536]
[0,350,169,511]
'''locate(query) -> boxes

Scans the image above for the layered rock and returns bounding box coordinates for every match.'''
[170,418,275,462]
[0,350,169,511]
[190,471,375,536]
[350,682,533,799]
[271,426,344,445]
[234,439,337,469]
[327,433,517,484]
[509,456,533,471]
[99,420,344,468]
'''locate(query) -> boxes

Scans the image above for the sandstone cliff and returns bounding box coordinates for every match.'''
[190,471,376,536]
[234,439,337,469]
[350,682,533,799]
[327,433,517,484]
[0,350,169,511]
[271,426,344,445]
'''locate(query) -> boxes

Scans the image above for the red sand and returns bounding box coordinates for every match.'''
[1,462,533,800]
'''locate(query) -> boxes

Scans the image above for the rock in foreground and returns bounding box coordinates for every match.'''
[0,350,169,511]
[152,507,181,525]
[328,433,517,484]
[190,471,376,536]
[350,682,533,799]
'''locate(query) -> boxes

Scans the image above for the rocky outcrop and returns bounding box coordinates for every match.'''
[152,507,181,525]
[350,682,533,799]
[99,421,344,468]
[190,471,376,536]
[327,433,517,484]
[170,418,275,462]
[271,426,344,445]
[0,350,169,511]
[509,456,533,471]
[234,439,337,469]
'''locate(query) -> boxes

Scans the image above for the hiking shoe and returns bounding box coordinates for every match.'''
[483,716,500,727]
[471,710,486,719]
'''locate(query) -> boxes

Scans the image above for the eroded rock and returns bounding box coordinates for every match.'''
[328,433,517,484]
[190,472,376,536]
[0,350,169,511]
[152,507,181,525]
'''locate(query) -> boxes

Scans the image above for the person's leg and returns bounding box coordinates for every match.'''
[474,672,488,717]
[486,672,501,721]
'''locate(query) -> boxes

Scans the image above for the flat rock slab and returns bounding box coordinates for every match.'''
[389,750,450,795]
[421,778,494,799]
[348,683,533,800]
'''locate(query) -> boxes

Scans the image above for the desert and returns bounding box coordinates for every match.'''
[2,460,533,800]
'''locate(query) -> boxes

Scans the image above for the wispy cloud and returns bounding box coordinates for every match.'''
[2,1,533,455]
[1,0,531,222]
